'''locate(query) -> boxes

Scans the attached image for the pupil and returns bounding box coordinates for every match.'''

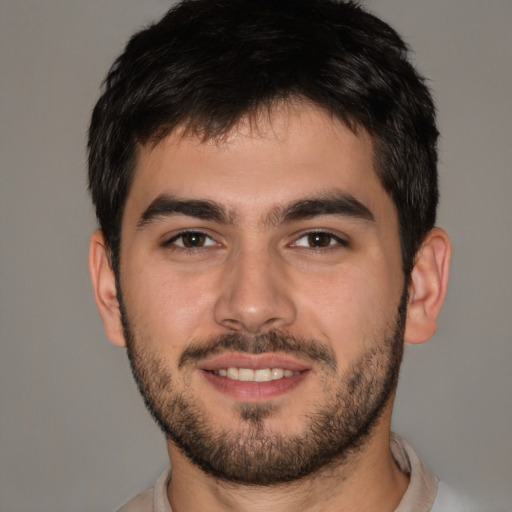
[308,233,330,247]
[183,232,204,247]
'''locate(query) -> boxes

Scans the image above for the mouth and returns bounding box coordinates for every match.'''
[199,353,311,401]
[210,367,300,382]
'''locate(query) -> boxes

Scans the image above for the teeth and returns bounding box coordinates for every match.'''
[238,368,254,381]
[227,367,238,380]
[271,368,284,380]
[254,368,271,382]
[212,367,299,382]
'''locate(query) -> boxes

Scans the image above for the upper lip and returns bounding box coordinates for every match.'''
[199,352,312,372]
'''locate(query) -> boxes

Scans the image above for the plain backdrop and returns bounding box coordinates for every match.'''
[0,1,511,511]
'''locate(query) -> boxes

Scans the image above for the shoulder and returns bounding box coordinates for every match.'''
[391,434,488,512]
[117,488,153,512]
[431,481,499,512]
[116,467,172,512]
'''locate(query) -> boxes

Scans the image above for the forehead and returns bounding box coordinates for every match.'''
[124,103,393,226]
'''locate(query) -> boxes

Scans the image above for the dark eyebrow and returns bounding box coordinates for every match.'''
[137,191,374,230]
[275,192,375,225]
[137,194,230,229]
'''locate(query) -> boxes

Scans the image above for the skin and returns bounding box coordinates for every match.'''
[89,102,451,512]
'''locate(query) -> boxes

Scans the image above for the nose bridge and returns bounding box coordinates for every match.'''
[213,240,296,333]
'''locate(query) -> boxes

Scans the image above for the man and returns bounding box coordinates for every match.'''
[87,0,468,510]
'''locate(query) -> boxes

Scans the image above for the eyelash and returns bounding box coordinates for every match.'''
[291,231,349,250]
[163,230,219,250]
[162,230,349,252]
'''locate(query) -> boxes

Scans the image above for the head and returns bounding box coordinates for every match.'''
[88,0,450,486]
[88,0,439,280]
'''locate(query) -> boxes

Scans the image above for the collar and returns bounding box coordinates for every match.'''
[142,434,438,512]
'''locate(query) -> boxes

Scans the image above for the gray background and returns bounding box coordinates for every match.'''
[1,1,511,511]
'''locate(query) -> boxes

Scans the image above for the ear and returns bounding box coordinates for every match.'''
[88,230,126,347]
[404,228,452,345]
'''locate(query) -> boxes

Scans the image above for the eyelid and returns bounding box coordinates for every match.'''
[160,228,349,250]
[162,229,221,249]
[290,229,350,249]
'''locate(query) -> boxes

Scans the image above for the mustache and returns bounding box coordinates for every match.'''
[178,330,337,372]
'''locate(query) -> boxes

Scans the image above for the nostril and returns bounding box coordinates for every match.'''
[218,316,290,335]
[220,318,244,331]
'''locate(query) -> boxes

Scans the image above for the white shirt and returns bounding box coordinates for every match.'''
[117,434,478,512]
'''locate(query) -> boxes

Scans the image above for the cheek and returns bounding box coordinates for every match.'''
[294,264,401,359]
[121,259,221,352]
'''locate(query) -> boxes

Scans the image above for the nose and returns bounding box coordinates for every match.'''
[213,246,297,334]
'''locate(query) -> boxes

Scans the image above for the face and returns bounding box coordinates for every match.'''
[117,104,406,484]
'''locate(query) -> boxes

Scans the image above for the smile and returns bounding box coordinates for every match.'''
[200,353,311,400]
[211,367,300,382]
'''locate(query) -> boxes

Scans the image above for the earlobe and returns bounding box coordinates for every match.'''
[88,230,126,347]
[404,228,452,345]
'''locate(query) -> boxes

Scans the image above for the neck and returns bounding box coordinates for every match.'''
[166,412,408,512]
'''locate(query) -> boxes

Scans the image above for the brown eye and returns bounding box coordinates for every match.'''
[181,232,206,247]
[292,231,347,249]
[307,232,333,247]
[167,231,217,249]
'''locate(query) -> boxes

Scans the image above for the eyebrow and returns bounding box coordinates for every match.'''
[277,192,375,225]
[137,195,231,229]
[136,191,375,230]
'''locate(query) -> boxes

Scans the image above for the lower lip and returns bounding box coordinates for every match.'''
[201,370,309,401]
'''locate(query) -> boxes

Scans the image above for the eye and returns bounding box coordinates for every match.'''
[292,231,347,249]
[166,231,218,249]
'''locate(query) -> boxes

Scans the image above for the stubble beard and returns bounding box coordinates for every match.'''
[120,290,407,486]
